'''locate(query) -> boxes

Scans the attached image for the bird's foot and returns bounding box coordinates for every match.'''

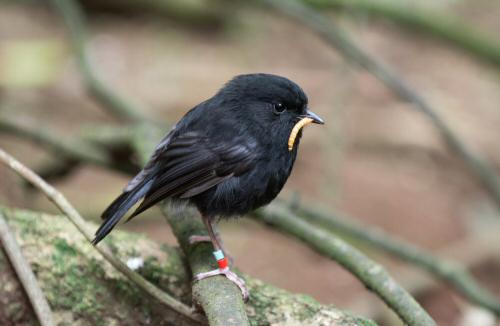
[193,267,249,302]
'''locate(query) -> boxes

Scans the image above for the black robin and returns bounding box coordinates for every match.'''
[92,73,324,300]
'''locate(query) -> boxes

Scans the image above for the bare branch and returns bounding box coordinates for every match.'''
[292,201,500,315]
[253,205,436,325]
[0,212,54,326]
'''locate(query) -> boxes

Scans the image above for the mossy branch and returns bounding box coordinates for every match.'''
[263,0,500,212]
[0,206,375,326]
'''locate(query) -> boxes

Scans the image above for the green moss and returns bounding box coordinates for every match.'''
[47,238,107,324]
[110,277,144,304]
[53,238,78,256]
[139,251,192,304]
[245,280,319,325]
[246,280,376,325]
[6,208,45,237]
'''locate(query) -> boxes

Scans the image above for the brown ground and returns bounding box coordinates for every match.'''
[1,2,500,325]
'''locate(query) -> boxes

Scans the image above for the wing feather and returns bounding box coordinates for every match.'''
[126,132,256,220]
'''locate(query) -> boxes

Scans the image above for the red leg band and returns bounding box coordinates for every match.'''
[217,257,228,269]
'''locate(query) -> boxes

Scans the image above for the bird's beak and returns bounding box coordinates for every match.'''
[288,109,324,151]
[304,109,324,125]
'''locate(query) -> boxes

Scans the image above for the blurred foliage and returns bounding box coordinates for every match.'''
[0,40,66,88]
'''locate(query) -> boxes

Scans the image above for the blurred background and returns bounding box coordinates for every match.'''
[1,0,500,325]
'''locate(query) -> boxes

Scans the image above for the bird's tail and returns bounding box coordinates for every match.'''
[92,180,153,245]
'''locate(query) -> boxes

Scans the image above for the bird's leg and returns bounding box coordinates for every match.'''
[192,215,249,302]
[213,231,234,266]
[188,228,234,265]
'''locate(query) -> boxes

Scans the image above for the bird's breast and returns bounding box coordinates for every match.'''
[192,151,296,218]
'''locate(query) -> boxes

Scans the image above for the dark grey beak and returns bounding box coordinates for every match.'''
[305,109,324,125]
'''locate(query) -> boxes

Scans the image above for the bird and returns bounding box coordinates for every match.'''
[92,73,324,300]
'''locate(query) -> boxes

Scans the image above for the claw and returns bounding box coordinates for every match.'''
[194,267,249,302]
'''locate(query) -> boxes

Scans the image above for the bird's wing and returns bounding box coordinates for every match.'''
[127,132,257,219]
[124,123,179,192]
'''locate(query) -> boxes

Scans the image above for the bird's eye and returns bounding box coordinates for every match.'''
[273,103,286,115]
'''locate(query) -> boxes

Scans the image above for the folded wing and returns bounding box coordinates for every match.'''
[127,132,257,220]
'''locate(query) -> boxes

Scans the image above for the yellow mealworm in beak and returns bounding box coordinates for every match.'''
[288,117,314,151]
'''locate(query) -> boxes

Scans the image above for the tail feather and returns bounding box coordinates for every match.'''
[92,180,153,245]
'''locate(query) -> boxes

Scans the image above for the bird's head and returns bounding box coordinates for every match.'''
[217,73,324,151]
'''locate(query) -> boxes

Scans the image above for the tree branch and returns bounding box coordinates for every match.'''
[0,212,54,326]
[291,201,500,315]
[0,148,204,324]
[253,205,436,326]
[263,0,500,211]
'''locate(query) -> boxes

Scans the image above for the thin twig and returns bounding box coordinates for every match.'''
[48,0,148,123]
[264,0,500,211]
[0,148,204,324]
[289,201,500,315]
[253,205,436,326]
[0,212,55,326]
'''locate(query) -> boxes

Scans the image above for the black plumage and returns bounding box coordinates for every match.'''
[92,73,323,253]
